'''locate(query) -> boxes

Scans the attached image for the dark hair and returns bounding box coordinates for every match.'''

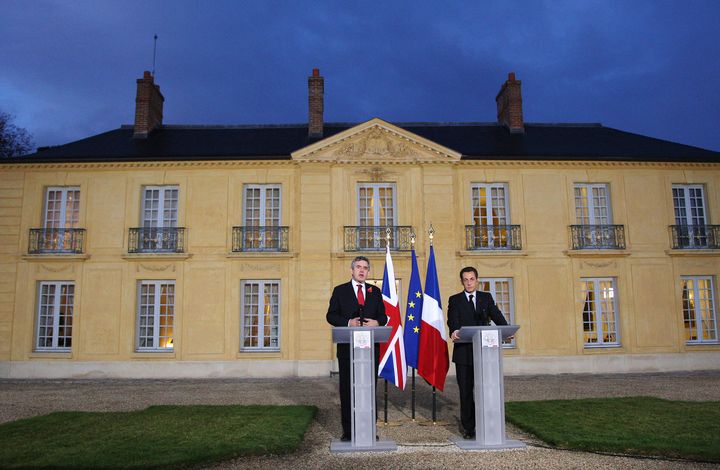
[459,266,478,280]
[351,256,371,270]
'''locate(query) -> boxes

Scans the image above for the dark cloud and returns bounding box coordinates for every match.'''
[1,0,718,151]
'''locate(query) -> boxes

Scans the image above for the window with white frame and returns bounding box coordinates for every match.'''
[470,183,513,249]
[142,186,179,228]
[243,184,281,250]
[472,184,509,226]
[241,280,280,351]
[36,282,74,351]
[357,182,396,249]
[673,185,706,227]
[580,278,620,346]
[478,278,515,347]
[44,187,80,229]
[681,276,718,343]
[574,184,611,224]
[136,280,175,350]
[41,187,81,251]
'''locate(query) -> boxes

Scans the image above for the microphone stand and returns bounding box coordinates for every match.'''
[358,305,365,325]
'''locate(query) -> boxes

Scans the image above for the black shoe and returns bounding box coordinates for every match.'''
[462,430,476,439]
[340,432,351,442]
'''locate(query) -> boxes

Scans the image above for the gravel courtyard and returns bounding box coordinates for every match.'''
[1,371,719,469]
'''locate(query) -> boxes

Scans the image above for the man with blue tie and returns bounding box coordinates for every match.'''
[447,266,508,439]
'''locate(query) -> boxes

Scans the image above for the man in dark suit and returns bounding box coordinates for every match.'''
[447,266,508,439]
[326,256,387,442]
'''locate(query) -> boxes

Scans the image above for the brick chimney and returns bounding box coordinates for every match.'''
[133,71,164,139]
[495,72,524,134]
[308,68,324,138]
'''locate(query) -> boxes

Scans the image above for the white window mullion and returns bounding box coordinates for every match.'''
[153,285,162,348]
[673,185,706,226]
[581,277,619,347]
[575,184,611,225]
[137,280,175,351]
[479,278,515,347]
[357,183,396,249]
[241,280,280,351]
[36,281,74,352]
[682,276,718,343]
[51,288,62,349]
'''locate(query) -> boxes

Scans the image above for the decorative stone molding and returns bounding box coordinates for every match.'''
[122,253,192,261]
[292,118,462,163]
[37,263,74,273]
[22,254,90,262]
[226,252,297,260]
[563,249,630,258]
[239,263,281,272]
[665,249,720,257]
[138,263,175,272]
[582,260,617,268]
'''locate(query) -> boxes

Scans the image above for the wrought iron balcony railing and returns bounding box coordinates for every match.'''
[128,227,186,253]
[344,226,414,251]
[670,225,720,249]
[28,228,86,254]
[232,226,289,252]
[465,225,522,250]
[570,224,626,250]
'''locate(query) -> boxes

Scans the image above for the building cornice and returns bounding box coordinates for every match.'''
[1,158,717,171]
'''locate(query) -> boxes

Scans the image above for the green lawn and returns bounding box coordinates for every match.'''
[505,397,720,462]
[0,405,316,469]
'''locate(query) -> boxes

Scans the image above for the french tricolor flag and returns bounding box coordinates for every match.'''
[378,245,406,390]
[417,245,449,391]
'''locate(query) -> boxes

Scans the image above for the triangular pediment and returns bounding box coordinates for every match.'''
[291,118,462,163]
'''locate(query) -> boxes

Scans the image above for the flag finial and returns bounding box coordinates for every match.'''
[428,224,435,246]
[386,227,391,247]
[410,231,416,246]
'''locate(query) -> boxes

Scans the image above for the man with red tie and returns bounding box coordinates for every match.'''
[448,266,509,440]
[326,256,387,442]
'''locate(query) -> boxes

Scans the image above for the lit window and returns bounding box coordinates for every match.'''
[242,184,282,250]
[241,280,280,351]
[574,184,611,225]
[681,276,718,344]
[357,182,396,250]
[136,280,175,350]
[580,278,620,347]
[478,278,515,347]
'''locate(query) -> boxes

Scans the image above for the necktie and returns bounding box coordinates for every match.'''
[468,294,474,308]
[357,284,365,306]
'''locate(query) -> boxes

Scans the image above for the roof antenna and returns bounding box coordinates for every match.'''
[152,34,158,78]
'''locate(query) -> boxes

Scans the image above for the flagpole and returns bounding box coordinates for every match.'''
[411,369,416,421]
[429,224,438,425]
[409,231,416,422]
[383,228,390,426]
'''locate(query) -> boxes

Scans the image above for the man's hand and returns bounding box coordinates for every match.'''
[451,329,461,342]
[349,317,380,327]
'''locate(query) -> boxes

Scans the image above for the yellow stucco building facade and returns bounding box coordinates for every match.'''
[1,71,718,378]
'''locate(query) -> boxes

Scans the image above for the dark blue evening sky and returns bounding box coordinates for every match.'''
[2,0,719,151]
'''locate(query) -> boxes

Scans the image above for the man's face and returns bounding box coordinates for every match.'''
[351,260,369,283]
[461,271,478,293]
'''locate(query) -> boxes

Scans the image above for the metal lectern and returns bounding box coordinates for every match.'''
[450,325,526,450]
[330,326,397,453]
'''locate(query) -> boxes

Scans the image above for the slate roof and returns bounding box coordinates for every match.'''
[6,122,720,163]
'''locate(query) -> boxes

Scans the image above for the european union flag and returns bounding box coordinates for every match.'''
[403,248,423,369]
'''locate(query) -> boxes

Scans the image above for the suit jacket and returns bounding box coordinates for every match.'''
[447,290,508,365]
[326,281,387,359]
